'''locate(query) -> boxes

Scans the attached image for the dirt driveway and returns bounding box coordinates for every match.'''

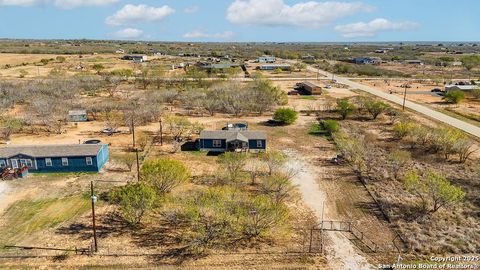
[284,149,375,270]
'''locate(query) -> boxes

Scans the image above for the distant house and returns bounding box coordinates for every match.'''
[67,110,88,122]
[405,60,424,65]
[257,56,276,63]
[256,64,291,71]
[297,81,322,95]
[445,85,478,92]
[122,55,148,63]
[198,130,267,153]
[353,57,382,65]
[0,144,109,173]
[301,55,316,63]
[197,62,240,70]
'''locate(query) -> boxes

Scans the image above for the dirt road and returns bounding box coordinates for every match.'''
[284,150,374,270]
[301,63,480,138]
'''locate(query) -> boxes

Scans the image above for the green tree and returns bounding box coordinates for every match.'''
[273,108,298,125]
[109,182,156,226]
[141,158,190,194]
[260,173,294,204]
[404,170,465,213]
[112,153,136,172]
[260,150,287,176]
[461,55,480,71]
[443,90,465,104]
[0,117,22,141]
[239,195,289,239]
[363,98,390,120]
[218,152,248,182]
[336,99,356,120]
[388,150,411,180]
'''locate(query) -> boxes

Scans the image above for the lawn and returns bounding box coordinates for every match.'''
[0,196,90,246]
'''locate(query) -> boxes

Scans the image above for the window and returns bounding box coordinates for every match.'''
[0,160,5,168]
[11,159,18,169]
[20,159,27,167]
[45,158,52,167]
[86,157,93,166]
[61,158,68,166]
[26,159,33,168]
[213,140,222,148]
[256,140,263,148]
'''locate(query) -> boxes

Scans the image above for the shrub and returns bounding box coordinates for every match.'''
[393,121,416,139]
[218,152,248,182]
[109,182,156,226]
[363,98,390,120]
[141,158,190,194]
[319,120,340,135]
[472,88,480,99]
[388,150,411,180]
[273,108,298,125]
[336,99,356,120]
[443,90,465,104]
[404,170,465,213]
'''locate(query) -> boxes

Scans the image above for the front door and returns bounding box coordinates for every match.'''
[11,159,18,169]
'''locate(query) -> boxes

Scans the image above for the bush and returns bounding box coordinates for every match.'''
[336,99,356,120]
[319,120,340,135]
[404,170,465,213]
[141,158,190,194]
[109,182,156,226]
[363,98,390,120]
[393,121,416,139]
[443,90,465,104]
[273,108,298,125]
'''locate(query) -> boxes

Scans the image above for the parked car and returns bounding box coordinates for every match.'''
[431,88,442,93]
[288,90,299,95]
[102,128,119,135]
[324,84,332,89]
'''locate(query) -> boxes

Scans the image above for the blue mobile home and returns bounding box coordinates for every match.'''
[198,130,267,153]
[0,144,109,173]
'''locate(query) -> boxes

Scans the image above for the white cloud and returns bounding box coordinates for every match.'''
[335,18,419,38]
[0,0,118,8]
[106,4,175,26]
[183,5,198,14]
[226,0,374,28]
[112,28,144,39]
[183,30,234,39]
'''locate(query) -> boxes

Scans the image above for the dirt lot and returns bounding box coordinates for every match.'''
[1,70,478,269]
[354,79,480,126]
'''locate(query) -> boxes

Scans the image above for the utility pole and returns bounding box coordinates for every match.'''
[131,117,136,149]
[402,84,408,111]
[131,116,140,181]
[90,181,98,253]
[159,118,163,146]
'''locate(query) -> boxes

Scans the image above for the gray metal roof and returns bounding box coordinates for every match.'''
[200,130,267,141]
[68,110,87,116]
[0,144,105,158]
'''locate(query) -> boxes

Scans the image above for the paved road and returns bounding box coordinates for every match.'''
[303,64,480,138]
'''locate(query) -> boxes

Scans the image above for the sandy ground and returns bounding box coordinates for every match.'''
[284,150,374,270]
[0,181,10,214]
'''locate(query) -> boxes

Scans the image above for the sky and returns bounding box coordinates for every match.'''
[0,0,478,42]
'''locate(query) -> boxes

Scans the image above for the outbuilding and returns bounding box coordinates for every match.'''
[297,81,323,95]
[257,56,276,63]
[67,110,88,122]
[256,64,291,71]
[0,144,109,173]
